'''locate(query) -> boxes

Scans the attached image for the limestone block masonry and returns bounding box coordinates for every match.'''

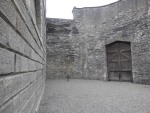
[46,0,150,84]
[0,0,46,113]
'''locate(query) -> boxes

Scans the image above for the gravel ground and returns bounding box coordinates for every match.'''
[38,79,150,113]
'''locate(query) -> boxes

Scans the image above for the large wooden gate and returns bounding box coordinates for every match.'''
[106,41,132,82]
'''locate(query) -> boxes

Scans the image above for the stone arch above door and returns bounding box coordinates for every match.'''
[105,37,131,46]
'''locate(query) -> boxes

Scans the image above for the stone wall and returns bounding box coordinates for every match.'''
[46,18,75,79]
[47,0,150,84]
[0,0,46,113]
[72,0,150,84]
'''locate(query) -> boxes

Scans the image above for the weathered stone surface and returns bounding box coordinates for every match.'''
[0,48,14,74]
[22,73,31,88]
[19,83,35,113]
[30,72,37,83]
[20,97,30,113]
[16,13,42,60]
[31,49,43,64]
[15,0,45,57]
[13,93,22,113]
[0,17,9,47]
[9,27,23,52]
[3,74,23,102]
[46,0,150,84]
[15,54,28,72]
[0,100,14,113]
[16,13,32,45]
[71,0,149,83]
[0,0,46,112]
[28,60,36,71]
[46,18,75,79]
[0,78,4,106]
[0,0,16,27]
[9,27,32,58]
[36,70,42,80]
[0,16,33,60]
[36,63,43,70]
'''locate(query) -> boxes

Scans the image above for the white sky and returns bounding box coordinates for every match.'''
[46,0,118,19]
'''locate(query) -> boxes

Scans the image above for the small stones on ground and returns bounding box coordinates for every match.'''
[39,79,150,113]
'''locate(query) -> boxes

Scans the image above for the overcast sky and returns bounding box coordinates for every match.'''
[46,0,118,19]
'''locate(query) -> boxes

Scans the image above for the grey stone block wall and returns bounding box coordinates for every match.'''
[72,0,150,84]
[47,0,150,84]
[46,18,75,79]
[0,0,46,113]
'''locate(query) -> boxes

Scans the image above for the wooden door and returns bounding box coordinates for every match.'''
[106,41,132,82]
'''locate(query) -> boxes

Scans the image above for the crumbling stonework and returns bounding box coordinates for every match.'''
[0,0,46,112]
[47,0,150,84]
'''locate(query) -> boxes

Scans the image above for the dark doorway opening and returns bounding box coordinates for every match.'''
[106,41,133,82]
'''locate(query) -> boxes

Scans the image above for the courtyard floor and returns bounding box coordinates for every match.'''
[38,79,150,113]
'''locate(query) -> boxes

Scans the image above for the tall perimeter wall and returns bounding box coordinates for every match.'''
[46,19,74,79]
[0,0,46,113]
[73,0,150,84]
[46,0,150,84]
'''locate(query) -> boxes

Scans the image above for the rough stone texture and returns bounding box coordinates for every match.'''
[72,0,150,83]
[0,48,14,74]
[0,0,16,27]
[46,18,75,79]
[0,78,4,107]
[0,17,9,47]
[39,79,150,113]
[0,0,46,113]
[46,0,150,84]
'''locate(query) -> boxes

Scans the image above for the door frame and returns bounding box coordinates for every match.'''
[105,40,133,82]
